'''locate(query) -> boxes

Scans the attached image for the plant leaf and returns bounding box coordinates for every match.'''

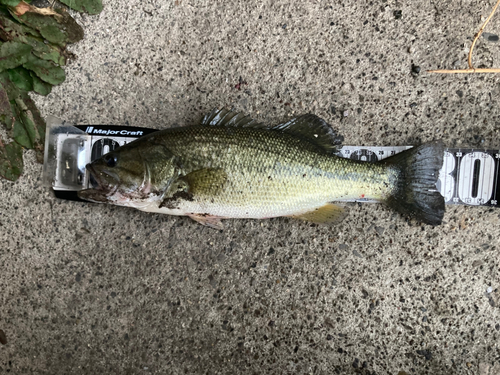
[0,78,14,130]
[18,12,66,45]
[12,105,33,148]
[0,14,64,64]
[16,9,83,46]
[7,66,32,91]
[0,13,66,65]
[0,71,45,159]
[59,0,102,15]
[23,53,65,85]
[0,0,21,6]
[19,88,44,161]
[0,11,42,40]
[30,71,51,95]
[39,24,65,44]
[0,140,23,181]
[26,35,66,65]
[0,40,32,72]
[11,1,29,16]
[56,11,84,43]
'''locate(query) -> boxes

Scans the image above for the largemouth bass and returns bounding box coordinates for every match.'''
[78,109,445,228]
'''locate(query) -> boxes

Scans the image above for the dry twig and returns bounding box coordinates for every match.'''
[428,0,500,74]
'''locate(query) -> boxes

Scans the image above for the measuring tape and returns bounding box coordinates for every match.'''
[42,120,500,208]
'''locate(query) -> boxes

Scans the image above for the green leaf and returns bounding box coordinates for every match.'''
[0,41,32,72]
[32,47,66,66]
[11,98,34,148]
[0,0,21,6]
[0,78,14,130]
[0,11,41,40]
[59,0,102,15]
[18,12,67,45]
[0,70,18,130]
[56,11,84,43]
[7,66,32,91]
[39,24,66,45]
[0,14,66,64]
[26,35,66,65]
[30,71,51,95]
[0,72,45,160]
[0,140,23,181]
[17,10,83,46]
[23,53,65,85]
[19,89,45,161]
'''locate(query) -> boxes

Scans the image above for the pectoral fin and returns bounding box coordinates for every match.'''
[159,168,227,209]
[292,203,347,224]
[183,168,228,196]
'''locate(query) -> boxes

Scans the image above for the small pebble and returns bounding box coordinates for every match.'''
[416,349,432,360]
[393,10,402,19]
[482,32,499,42]
[352,358,359,368]
[0,329,7,345]
[487,286,493,294]
[353,250,363,258]
[411,64,421,74]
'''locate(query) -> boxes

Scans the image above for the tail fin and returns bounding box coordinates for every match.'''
[384,141,445,226]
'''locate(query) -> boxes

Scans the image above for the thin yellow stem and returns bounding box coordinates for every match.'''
[428,68,500,74]
[428,0,500,74]
[468,0,500,69]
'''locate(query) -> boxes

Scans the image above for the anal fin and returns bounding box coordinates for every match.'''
[188,214,225,230]
[292,203,347,224]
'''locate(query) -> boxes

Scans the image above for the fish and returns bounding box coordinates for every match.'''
[78,109,445,229]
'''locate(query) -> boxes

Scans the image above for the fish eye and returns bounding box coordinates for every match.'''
[103,153,118,167]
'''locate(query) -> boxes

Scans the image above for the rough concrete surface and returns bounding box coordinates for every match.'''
[1,0,500,374]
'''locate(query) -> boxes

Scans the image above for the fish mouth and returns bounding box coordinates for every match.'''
[86,164,107,190]
[78,164,118,202]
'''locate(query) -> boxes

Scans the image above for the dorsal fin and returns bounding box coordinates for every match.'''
[201,108,266,129]
[201,109,343,152]
[271,114,343,153]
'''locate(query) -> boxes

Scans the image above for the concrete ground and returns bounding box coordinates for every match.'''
[1,0,500,373]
